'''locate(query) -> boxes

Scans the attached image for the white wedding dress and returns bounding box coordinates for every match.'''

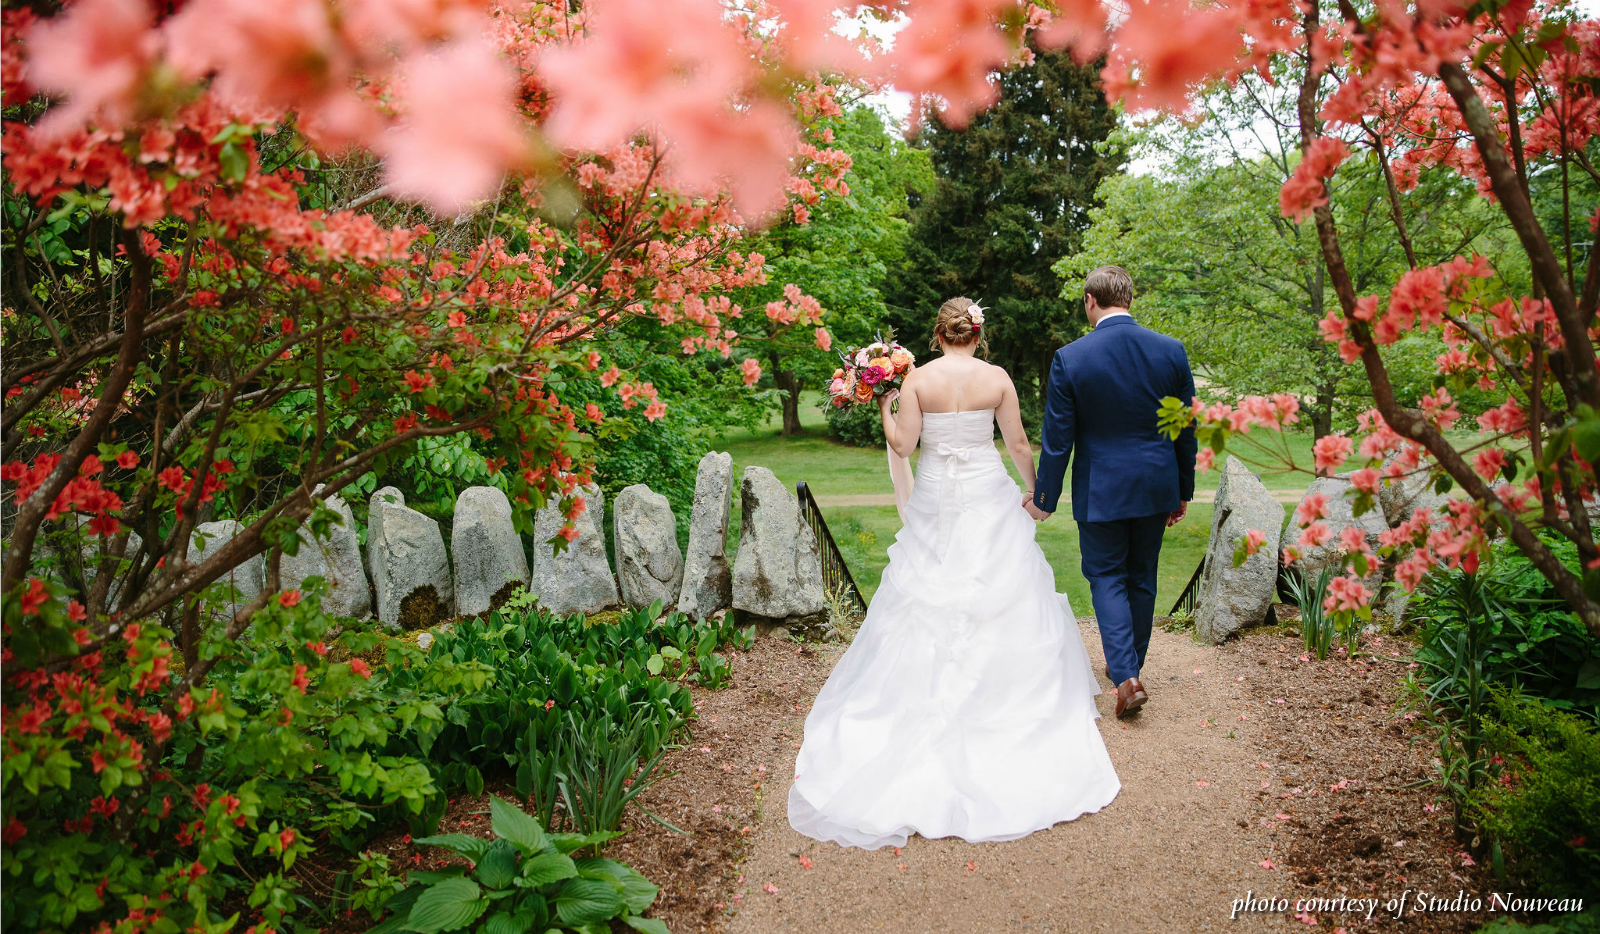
[787,409,1121,850]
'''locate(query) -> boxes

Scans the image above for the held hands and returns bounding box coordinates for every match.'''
[1166,501,1188,528]
[1022,492,1051,522]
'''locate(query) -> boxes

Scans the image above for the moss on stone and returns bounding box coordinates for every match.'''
[398,584,444,631]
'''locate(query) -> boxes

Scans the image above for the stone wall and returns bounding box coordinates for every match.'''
[188,460,828,630]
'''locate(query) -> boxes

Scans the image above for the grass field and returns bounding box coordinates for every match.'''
[702,395,1484,611]
[705,394,1242,610]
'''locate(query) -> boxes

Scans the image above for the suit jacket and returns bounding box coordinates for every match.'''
[1032,315,1198,522]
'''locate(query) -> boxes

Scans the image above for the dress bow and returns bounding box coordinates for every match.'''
[931,444,977,563]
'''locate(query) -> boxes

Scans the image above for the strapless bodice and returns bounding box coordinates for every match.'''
[919,408,998,452]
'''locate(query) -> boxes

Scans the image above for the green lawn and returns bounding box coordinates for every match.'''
[701,395,1483,613]
[704,394,1216,611]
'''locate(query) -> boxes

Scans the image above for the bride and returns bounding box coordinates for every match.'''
[787,297,1121,851]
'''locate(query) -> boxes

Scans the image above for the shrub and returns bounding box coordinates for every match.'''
[1471,689,1600,902]
[0,584,489,933]
[1413,535,1600,722]
[824,400,886,447]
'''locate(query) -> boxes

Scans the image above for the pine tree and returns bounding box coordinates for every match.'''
[887,49,1124,414]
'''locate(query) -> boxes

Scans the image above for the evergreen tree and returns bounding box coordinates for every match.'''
[887,49,1124,415]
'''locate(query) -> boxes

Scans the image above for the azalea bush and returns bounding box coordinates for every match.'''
[0,583,494,933]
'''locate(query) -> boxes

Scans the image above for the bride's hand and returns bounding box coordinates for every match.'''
[878,389,899,411]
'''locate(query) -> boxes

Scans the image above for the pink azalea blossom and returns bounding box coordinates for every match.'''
[1348,468,1381,494]
[1312,434,1353,472]
[1295,492,1329,527]
[1195,448,1215,472]
[383,37,526,214]
[26,0,156,134]
[741,358,762,387]
[1298,522,1332,548]
[1323,574,1371,613]
[1242,528,1268,556]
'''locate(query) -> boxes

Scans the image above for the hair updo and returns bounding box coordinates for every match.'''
[931,296,989,354]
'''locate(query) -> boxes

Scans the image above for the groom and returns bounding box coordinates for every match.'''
[1025,265,1198,718]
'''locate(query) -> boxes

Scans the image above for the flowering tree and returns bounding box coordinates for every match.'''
[1146,0,1600,640]
[2,1,854,928]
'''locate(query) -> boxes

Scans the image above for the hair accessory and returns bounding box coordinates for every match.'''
[967,303,985,328]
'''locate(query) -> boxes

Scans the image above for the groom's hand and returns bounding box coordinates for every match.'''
[1166,502,1188,527]
[1023,496,1051,521]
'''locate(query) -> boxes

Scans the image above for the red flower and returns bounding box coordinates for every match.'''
[115,450,138,469]
[305,640,329,656]
[19,577,48,615]
[68,600,87,622]
[278,590,301,608]
[89,796,119,817]
[291,663,310,694]
[157,466,186,492]
[279,828,297,851]
[349,658,372,679]
[403,370,435,393]
[3,816,27,845]
[341,326,358,344]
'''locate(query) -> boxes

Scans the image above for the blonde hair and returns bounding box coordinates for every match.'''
[931,296,988,354]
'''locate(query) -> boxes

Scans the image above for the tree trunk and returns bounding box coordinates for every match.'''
[775,368,803,437]
[1311,383,1335,440]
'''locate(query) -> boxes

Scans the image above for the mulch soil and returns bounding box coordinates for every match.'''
[1217,616,1495,933]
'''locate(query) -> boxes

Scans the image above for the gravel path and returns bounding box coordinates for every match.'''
[725,620,1294,934]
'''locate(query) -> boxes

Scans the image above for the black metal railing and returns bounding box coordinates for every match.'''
[795,481,868,616]
[1170,557,1207,616]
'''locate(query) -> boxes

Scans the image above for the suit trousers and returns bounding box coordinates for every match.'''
[1077,513,1168,685]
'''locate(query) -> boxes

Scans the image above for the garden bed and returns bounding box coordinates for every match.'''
[340,625,839,934]
[1224,621,1492,933]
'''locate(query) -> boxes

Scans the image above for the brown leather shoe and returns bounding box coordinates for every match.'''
[1115,677,1148,718]
[1103,665,1112,682]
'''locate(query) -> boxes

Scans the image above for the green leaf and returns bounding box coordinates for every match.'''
[554,878,625,926]
[413,834,493,864]
[549,830,622,854]
[219,140,248,182]
[520,851,579,886]
[477,841,519,890]
[490,796,547,853]
[624,918,671,934]
[554,666,578,706]
[1576,657,1600,691]
[481,912,519,934]
[406,878,487,933]
[465,765,485,797]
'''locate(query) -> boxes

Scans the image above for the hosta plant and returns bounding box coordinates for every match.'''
[370,796,667,934]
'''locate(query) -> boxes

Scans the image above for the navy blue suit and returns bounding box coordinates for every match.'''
[1032,314,1197,683]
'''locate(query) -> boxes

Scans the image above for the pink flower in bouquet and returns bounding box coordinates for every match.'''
[859,365,887,386]
[854,349,871,367]
[829,377,846,395]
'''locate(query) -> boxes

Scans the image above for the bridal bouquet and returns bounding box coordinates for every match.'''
[827,333,915,408]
